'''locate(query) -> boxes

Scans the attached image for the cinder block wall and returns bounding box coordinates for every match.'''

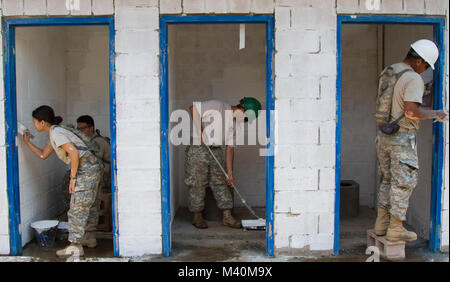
[114,0,162,257]
[15,27,68,246]
[0,0,448,256]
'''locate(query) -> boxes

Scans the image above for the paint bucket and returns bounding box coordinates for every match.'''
[30,220,59,247]
[56,221,69,241]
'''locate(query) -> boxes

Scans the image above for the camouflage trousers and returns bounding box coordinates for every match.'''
[61,164,109,220]
[376,130,419,220]
[184,145,234,213]
[68,152,103,244]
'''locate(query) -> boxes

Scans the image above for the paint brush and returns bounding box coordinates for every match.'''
[18,122,34,139]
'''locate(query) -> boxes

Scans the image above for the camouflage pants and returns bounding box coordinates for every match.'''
[184,145,234,213]
[68,152,103,244]
[61,166,109,220]
[61,170,71,216]
[376,131,419,220]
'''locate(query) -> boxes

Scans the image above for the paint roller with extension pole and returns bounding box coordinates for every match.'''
[204,144,266,230]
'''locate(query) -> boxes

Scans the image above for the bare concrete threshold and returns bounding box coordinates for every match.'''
[2,206,447,262]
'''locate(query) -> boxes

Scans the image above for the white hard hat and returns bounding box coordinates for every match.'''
[410,39,439,70]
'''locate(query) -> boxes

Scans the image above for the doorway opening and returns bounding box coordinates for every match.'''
[4,17,118,258]
[336,16,445,255]
[160,16,275,258]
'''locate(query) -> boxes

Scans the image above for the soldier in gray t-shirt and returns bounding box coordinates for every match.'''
[185,98,262,229]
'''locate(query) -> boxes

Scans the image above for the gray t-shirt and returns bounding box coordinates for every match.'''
[49,126,88,164]
[193,100,236,147]
[391,62,425,131]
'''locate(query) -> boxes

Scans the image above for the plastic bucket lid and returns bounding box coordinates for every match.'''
[31,220,59,233]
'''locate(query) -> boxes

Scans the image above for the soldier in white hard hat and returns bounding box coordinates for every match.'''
[374,39,449,242]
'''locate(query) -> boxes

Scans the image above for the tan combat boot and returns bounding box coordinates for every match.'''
[386,217,417,242]
[56,243,84,258]
[374,208,390,236]
[192,212,208,229]
[222,209,242,229]
[82,232,98,248]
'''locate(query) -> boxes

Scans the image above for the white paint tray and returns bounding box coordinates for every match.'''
[241,219,266,230]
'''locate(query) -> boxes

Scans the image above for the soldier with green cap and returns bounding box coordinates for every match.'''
[186,97,262,229]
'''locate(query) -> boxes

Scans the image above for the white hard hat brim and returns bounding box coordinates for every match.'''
[411,45,435,70]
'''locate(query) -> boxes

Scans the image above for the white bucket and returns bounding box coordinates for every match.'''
[30,220,59,247]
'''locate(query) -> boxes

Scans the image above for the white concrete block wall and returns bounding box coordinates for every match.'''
[114,0,162,257]
[336,0,447,15]
[169,24,267,210]
[341,24,379,208]
[274,0,337,253]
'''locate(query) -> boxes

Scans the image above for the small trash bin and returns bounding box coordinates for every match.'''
[340,180,360,218]
[30,220,59,247]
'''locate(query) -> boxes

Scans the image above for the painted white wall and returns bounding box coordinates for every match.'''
[15,27,68,246]
[0,2,8,252]
[273,1,337,253]
[114,1,162,257]
[169,24,267,215]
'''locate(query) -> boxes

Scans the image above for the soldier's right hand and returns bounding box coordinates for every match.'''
[23,130,31,143]
[201,131,209,146]
[436,110,449,122]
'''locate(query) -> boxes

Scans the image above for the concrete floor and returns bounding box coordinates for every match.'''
[1,206,448,262]
[18,232,116,262]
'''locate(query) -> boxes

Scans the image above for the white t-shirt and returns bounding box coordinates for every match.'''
[49,126,88,164]
[193,100,236,147]
[391,62,425,130]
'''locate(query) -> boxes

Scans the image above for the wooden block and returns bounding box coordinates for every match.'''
[367,229,406,261]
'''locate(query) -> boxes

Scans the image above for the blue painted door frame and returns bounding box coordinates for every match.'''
[2,17,119,257]
[160,15,275,257]
[336,15,446,253]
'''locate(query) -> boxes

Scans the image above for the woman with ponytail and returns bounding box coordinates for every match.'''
[23,105,103,258]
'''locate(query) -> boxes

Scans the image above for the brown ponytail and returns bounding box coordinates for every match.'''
[32,105,63,125]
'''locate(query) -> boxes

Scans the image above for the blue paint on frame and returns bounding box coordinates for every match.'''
[336,15,446,253]
[159,15,275,257]
[3,16,118,256]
